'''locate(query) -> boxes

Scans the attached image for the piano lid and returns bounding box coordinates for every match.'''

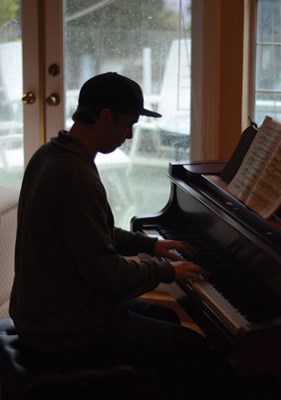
[169,161,281,255]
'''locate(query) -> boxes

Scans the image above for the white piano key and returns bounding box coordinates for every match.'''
[192,280,249,333]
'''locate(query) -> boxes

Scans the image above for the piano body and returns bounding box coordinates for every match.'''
[131,161,281,377]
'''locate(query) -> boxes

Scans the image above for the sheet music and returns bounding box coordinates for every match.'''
[226,116,281,218]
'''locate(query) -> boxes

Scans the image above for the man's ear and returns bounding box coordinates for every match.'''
[99,108,112,122]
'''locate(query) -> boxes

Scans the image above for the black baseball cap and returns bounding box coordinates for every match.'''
[78,72,161,118]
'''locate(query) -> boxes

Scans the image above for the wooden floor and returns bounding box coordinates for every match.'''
[140,289,205,336]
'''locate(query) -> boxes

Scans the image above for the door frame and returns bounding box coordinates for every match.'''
[22,0,64,166]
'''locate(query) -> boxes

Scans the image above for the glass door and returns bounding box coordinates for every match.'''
[0,0,63,187]
[22,0,64,154]
[2,0,191,229]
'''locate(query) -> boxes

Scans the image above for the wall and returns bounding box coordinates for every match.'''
[191,0,253,161]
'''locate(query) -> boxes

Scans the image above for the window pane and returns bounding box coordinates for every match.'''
[64,0,191,229]
[0,1,23,186]
[255,0,281,125]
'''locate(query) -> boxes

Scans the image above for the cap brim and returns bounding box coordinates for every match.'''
[141,108,162,118]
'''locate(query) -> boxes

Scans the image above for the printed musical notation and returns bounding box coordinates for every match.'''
[226,116,281,219]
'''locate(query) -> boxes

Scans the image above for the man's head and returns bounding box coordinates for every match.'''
[72,72,161,124]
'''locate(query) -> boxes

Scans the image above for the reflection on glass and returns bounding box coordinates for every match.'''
[0,0,23,186]
[64,0,191,229]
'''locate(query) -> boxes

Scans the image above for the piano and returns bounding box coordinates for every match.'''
[131,160,281,377]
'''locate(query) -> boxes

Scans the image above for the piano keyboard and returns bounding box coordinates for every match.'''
[143,228,250,334]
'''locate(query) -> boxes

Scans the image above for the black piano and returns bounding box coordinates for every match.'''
[131,159,281,378]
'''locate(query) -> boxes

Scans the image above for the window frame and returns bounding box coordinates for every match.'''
[191,0,257,161]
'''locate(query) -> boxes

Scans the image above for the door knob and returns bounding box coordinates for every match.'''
[22,92,36,104]
[46,93,60,106]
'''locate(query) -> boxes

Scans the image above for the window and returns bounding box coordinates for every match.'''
[0,0,23,186]
[64,0,191,228]
[255,0,281,125]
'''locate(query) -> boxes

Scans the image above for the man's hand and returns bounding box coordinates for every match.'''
[153,239,196,261]
[170,260,209,282]
[153,239,208,282]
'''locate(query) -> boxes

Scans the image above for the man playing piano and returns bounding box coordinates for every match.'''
[10,72,228,398]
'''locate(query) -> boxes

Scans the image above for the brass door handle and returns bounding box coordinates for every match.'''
[22,92,36,104]
[46,93,60,106]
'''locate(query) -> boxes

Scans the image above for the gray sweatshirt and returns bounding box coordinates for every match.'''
[9,131,174,352]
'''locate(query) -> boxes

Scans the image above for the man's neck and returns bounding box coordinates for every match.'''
[68,122,98,158]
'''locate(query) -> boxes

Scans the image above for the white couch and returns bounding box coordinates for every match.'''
[0,187,19,317]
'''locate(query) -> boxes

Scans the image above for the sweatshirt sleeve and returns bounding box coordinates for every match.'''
[57,170,175,300]
[113,227,157,256]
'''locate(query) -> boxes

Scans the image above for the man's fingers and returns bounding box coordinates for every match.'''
[172,260,209,281]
